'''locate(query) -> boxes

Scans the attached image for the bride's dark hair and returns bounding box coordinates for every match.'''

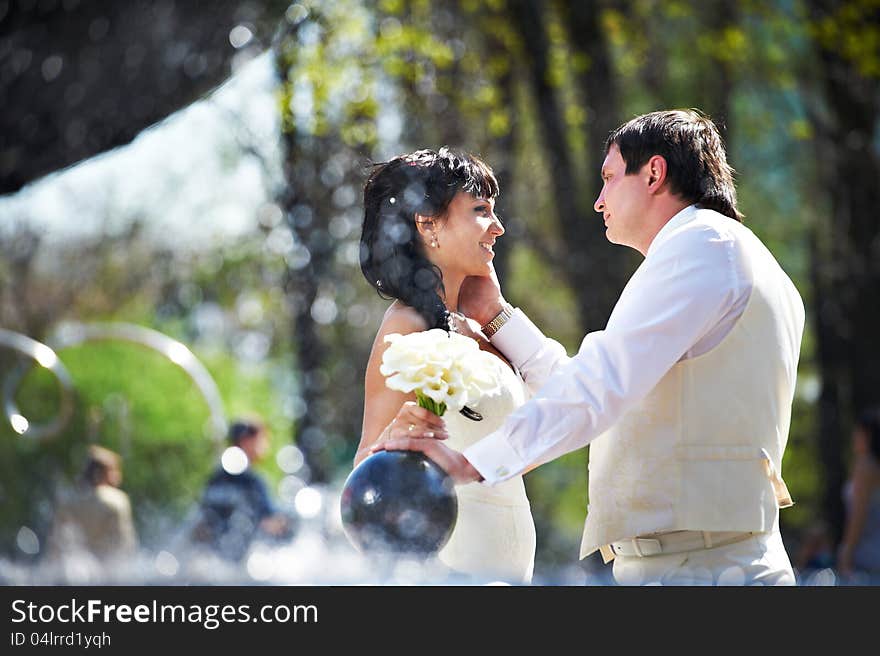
[360,147,499,329]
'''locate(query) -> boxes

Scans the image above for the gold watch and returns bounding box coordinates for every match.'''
[481,303,514,338]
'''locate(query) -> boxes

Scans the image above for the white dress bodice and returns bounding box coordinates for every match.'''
[437,360,536,583]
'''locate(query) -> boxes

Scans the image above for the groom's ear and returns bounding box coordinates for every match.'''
[646,155,668,192]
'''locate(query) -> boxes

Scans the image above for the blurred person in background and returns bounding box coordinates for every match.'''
[792,521,834,584]
[837,408,880,584]
[191,418,293,562]
[46,445,138,563]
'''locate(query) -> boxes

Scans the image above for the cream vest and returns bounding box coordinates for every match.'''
[580,220,805,562]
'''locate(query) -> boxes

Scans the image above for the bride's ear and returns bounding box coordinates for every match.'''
[414,214,435,239]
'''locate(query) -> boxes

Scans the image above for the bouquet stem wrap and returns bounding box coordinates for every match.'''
[415,391,447,417]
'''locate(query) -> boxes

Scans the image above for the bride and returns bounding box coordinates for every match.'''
[354,147,536,583]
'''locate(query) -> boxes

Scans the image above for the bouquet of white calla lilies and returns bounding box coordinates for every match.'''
[380,329,505,416]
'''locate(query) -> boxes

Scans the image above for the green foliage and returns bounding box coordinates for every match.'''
[781,394,823,532]
[810,0,880,77]
[507,246,582,352]
[524,448,589,568]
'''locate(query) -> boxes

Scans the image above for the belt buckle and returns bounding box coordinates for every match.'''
[632,537,662,557]
[610,536,664,557]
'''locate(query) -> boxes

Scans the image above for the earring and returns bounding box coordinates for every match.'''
[431,235,438,248]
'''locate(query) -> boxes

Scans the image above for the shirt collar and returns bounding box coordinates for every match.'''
[646,204,698,258]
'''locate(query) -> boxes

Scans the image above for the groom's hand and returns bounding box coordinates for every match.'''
[458,264,505,327]
[370,438,483,485]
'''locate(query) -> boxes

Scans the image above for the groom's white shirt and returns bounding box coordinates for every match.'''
[464,204,775,483]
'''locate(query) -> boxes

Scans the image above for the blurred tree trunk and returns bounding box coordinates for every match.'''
[478,3,519,288]
[0,225,43,336]
[275,146,333,484]
[694,0,737,145]
[383,0,521,286]
[509,0,628,331]
[273,17,332,483]
[489,62,518,287]
[0,0,287,195]
[559,0,632,328]
[612,0,736,141]
[273,6,379,482]
[807,0,880,542]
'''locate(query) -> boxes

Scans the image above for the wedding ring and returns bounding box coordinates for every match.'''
[408,424,415,432]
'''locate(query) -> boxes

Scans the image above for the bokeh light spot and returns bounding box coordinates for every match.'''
[221,446,249,475]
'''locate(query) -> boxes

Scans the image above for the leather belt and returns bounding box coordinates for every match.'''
[609,530,758,558]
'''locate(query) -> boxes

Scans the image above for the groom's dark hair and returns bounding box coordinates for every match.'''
[605,109,743,222]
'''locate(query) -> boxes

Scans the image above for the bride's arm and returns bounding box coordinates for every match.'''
[354,305,449,467]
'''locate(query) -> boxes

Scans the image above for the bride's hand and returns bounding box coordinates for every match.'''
[379,401,449,442]
[371,437,483,485]
[458,264,506,327]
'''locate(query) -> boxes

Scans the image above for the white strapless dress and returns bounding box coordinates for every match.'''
[437,362,536,583]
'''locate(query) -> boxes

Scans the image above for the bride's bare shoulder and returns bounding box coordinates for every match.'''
[374,301,429,342]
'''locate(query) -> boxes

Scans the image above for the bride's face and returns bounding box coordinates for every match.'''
[423,190,504,277]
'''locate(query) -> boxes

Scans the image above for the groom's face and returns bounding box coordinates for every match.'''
[594,145,650,250]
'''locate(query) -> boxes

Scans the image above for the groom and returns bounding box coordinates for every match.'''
[375,109,805,585]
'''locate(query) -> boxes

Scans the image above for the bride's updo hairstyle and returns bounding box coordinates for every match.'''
[361,147,499,329]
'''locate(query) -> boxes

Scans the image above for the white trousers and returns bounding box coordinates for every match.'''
[611,529,795,586]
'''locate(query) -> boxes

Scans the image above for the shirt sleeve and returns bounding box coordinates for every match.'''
[465,223,748,484]
[489,309,571,395]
